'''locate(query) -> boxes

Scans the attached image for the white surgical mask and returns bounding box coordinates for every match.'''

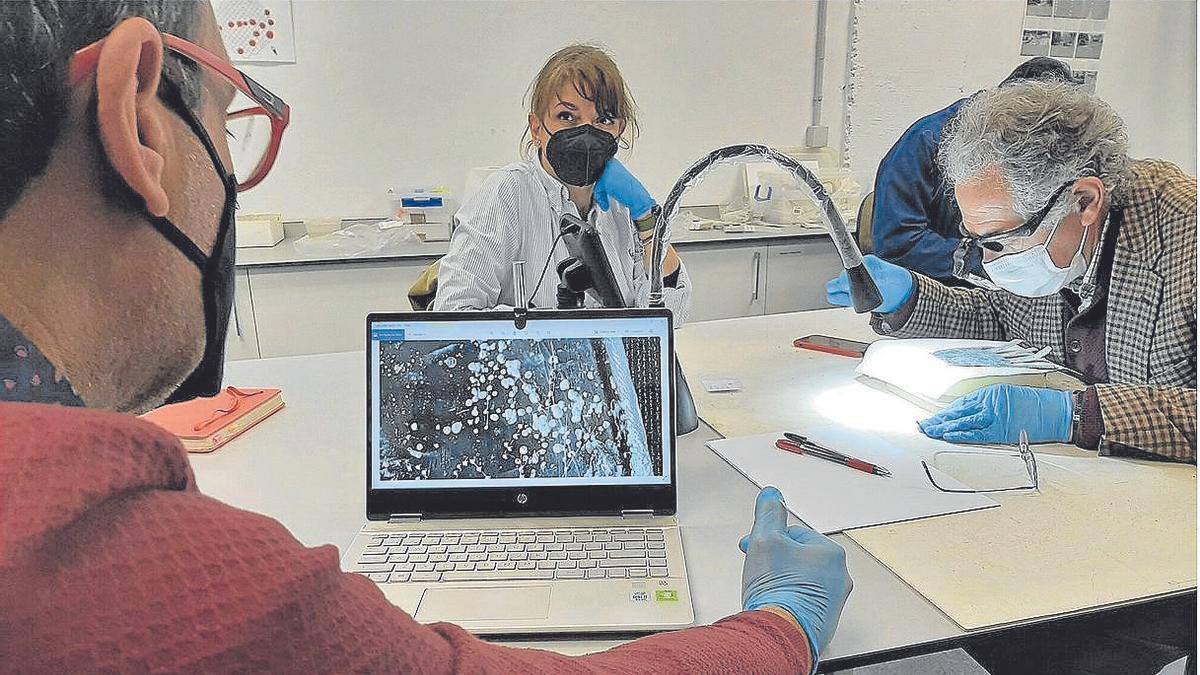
[983,217,1088,297]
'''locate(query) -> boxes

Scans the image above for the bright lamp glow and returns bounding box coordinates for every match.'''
[811,381,929,434]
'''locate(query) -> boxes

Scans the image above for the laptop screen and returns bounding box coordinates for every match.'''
[369,315,672,491]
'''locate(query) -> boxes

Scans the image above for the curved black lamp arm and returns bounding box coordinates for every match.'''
[649,144,883,313]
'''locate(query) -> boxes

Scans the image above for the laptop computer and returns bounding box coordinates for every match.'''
[342,308,695,635]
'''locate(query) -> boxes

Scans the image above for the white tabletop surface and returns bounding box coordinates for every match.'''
[675,309,1195,633]
[191,307,1194,666]
[192,345,963,666]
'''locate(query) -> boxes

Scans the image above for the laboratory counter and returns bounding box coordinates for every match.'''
[227,220,853,359]
[234,222,842,270]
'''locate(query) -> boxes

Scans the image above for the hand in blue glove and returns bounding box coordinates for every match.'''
[825,254,915,314]
[593,158,656,220]
[740,486,852,664]
[919,383,1074,445]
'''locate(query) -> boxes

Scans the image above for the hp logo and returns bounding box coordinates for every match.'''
[516,493,529,504]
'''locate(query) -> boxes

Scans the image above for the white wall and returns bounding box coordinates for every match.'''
[847,0,1197,193]
[238,0,1195,220]
[237,0,854,219]
[1099,0,1197,171]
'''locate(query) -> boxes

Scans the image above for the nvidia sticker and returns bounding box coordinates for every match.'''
[655,590,679,602]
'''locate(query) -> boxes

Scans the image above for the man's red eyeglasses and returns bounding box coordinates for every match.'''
[70,32,290,192]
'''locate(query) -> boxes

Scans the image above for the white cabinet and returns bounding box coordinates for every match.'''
[677,243,768,322]
[223,236,842,363]
[765,239,843,314]
[677,237,841,322]
[225,269,261,361]
[248,260,430,358]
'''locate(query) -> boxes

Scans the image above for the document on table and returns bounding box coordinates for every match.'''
[857,338,1085,410]
[706,428,997,534]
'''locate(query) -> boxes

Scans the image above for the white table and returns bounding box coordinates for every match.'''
[675,309,1195,636]
[190,309,1193,670]
[192,366,959,668]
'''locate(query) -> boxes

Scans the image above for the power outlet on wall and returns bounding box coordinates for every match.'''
[805,125,830,148]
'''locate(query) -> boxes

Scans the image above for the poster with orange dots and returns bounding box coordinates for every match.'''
[214,0,295,64]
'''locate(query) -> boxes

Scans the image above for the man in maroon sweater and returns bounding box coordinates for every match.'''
[0,2,851,672]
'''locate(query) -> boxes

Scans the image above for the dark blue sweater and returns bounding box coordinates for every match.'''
[871,98,984,281]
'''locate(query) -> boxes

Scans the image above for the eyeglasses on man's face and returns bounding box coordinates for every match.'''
[71,32,290,192]
[958,179,1078,258]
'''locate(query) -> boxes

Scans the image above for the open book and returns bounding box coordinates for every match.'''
[856,338,1086,410]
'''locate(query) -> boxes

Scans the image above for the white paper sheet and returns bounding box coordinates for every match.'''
[706,428,998,534]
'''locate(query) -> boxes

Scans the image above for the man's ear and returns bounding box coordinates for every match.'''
[1074,176,1106,228]
[93,17,171,217]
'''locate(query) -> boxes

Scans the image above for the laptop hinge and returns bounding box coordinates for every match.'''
[621,509,655,519]
[388,513,422,524]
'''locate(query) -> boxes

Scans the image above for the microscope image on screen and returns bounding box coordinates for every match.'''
[377,336,663,482]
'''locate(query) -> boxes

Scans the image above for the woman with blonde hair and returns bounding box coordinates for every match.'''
[435,44,690,319]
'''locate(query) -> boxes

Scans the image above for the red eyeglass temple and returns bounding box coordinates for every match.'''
[73,33,251,96]
[70,32,289,191]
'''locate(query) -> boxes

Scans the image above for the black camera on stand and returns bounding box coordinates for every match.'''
[553,213,699,434]
[555,214,624,309]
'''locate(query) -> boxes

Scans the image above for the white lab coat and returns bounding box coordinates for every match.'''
[434,158,691,323]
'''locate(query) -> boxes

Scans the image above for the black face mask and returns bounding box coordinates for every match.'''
[544,124,618,187]
[154,82,238,404]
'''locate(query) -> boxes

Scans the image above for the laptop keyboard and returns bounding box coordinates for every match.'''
[352,527,674,583]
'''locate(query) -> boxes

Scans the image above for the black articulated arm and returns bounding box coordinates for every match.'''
[649,144,882,313]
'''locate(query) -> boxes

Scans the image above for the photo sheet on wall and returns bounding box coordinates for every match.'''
[1022,0,1108,93]
[215,0,296,64]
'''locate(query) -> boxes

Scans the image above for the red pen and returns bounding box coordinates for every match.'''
[775,438,892,477]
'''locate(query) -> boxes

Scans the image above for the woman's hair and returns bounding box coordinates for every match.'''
[520,44,639,158]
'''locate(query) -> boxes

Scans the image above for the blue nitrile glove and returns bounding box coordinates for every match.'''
[919,383,1074,445]
[824,254,915,313]
[593,158,656,220]
[740,486,852,666]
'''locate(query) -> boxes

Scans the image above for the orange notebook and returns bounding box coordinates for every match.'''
[142,386,285,453]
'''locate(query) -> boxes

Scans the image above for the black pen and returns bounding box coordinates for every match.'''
[780,433,892,477]
[784,432,847,459]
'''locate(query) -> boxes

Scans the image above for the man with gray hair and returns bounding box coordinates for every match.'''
[828,77,1195,675]
[830,79,1196,464]
[868,56,1074,285]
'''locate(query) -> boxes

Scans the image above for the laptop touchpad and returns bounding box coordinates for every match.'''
[415,586,551,622]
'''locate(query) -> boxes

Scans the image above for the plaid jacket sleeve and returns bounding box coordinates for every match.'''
[1094,384,1197,462]
[1090,161,1198,462]
[871,273,1010,340]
